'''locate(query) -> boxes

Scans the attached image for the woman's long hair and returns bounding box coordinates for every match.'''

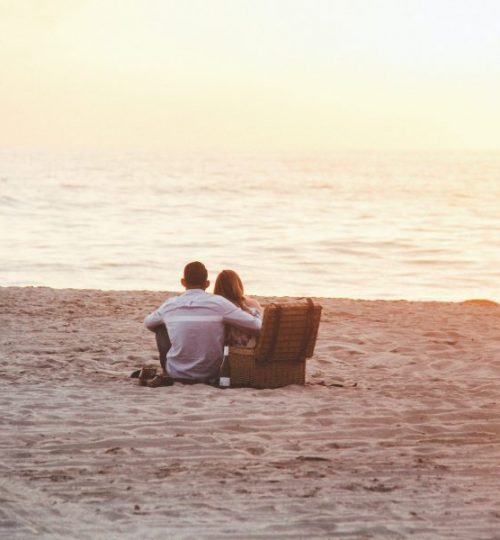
[214,269,245,308]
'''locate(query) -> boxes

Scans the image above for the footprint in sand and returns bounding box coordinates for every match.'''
[246,446,265,456]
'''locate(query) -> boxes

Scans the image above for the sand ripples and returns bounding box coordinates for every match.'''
[1,287,500,537]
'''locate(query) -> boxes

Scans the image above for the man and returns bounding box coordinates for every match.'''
[144,261,261,383]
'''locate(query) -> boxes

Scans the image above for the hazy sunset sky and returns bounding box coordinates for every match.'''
[1,0,499,153]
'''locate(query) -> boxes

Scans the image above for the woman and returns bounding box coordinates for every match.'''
[213,269,263,348]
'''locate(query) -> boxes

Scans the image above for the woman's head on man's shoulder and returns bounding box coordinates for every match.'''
[181,262,258,311]
[214,269,245,307]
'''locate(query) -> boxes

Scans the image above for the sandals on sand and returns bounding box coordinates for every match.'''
[138,367,158,386]
[146,374,174,387]
[130,367,174,387]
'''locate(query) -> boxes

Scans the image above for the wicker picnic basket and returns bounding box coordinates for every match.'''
[229,298,322,388]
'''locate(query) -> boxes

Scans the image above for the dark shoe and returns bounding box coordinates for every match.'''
[138,367,158,386]
[146,374,174,388]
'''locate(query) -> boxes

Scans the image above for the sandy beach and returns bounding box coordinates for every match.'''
[1,286,500,539]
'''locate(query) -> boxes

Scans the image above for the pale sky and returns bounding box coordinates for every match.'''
[1,0,500,153]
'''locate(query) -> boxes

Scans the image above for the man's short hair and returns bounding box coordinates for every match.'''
[183,261,208,286]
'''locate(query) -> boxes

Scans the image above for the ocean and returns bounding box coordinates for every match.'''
[1,150,499,301]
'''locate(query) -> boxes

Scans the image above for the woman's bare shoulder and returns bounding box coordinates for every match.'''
[244,296,263,312]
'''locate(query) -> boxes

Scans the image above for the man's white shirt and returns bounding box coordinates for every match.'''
[144,289,262,380]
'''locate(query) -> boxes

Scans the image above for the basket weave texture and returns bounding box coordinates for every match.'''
[229,299,322,388]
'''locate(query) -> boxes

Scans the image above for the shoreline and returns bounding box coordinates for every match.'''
[1,286,500,538]
[2,285,499,306]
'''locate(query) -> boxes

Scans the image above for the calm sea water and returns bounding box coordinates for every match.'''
[1,150,499,301]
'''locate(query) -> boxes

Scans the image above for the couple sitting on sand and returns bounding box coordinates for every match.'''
[143,261,263,386]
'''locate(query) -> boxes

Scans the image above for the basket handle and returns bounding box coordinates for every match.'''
[296,298,315,360]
